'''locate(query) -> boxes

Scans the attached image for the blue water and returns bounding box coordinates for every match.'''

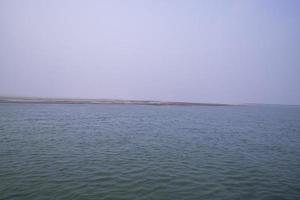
[0,103,300,200]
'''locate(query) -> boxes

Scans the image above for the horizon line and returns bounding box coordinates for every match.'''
[0,95,299,106]
[0,95,230,106]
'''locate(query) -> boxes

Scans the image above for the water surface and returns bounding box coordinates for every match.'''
[0,103,300,199]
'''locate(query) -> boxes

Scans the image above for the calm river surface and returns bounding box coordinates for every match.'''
[0,103,300,200]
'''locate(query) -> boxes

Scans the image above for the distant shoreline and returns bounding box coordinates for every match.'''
[0,96,229,106]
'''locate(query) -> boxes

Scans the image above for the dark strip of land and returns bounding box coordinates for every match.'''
[0,96,228,106]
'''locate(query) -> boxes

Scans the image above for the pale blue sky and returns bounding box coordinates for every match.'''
[0,0,299,104]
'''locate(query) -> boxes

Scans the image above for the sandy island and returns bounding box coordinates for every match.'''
[0,96,229,106]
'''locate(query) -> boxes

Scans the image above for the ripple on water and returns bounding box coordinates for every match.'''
[0,104,300,199]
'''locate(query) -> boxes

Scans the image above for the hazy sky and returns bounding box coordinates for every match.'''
[0,0,299,104]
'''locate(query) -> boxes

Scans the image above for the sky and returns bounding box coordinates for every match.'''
[0,0,299,104]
